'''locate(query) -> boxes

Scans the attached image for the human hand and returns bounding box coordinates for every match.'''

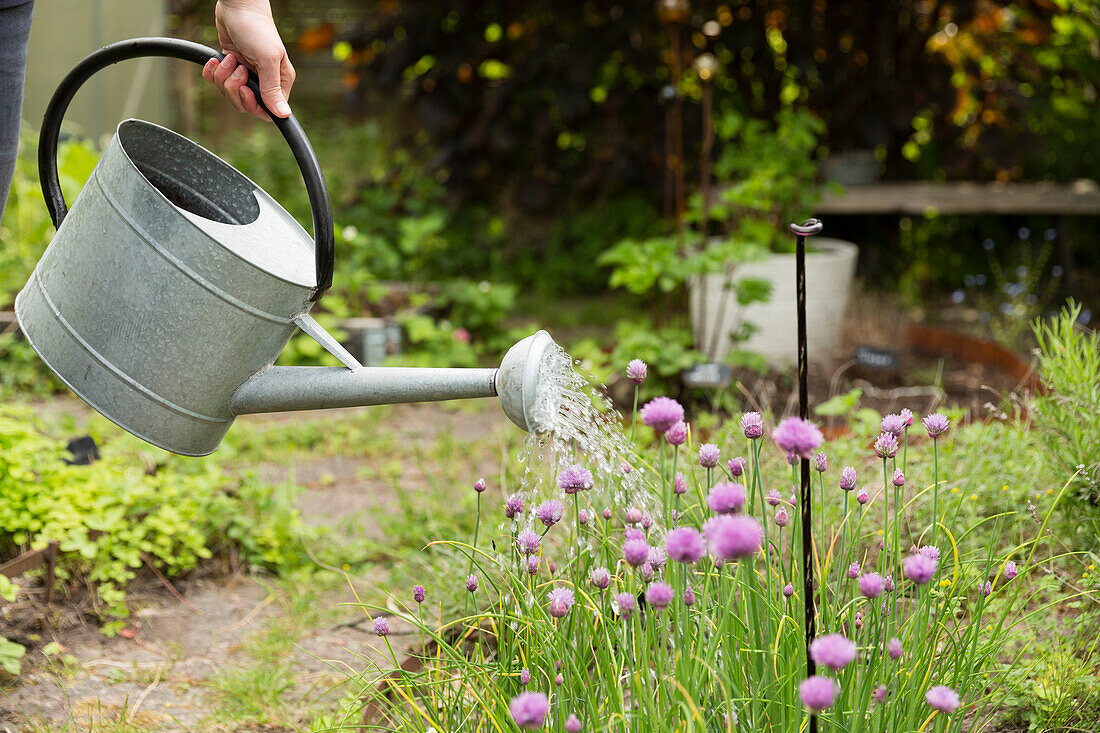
[202,0,295,120]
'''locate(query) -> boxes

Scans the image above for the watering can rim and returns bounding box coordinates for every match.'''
[109,117,318,290]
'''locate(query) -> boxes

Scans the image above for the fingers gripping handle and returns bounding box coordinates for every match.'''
[38,37,334,300]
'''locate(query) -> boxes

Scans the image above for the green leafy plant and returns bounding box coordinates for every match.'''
[0,575,25,676]
[700,106,828,253]
[1031,300,1100,502]
[0,407,310,619]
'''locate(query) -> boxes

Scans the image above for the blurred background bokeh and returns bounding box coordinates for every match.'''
[4,0,1098,407]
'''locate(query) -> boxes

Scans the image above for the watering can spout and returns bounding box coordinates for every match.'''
[229,330,558,434]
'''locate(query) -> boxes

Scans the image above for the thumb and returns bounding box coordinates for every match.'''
[256,52,292,118]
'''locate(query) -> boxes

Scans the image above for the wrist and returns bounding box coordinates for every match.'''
[216,0,272,14]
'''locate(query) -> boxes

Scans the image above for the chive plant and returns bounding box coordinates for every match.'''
[349,362,1039,732]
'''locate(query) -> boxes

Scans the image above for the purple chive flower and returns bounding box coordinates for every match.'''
[873,685,889,703]
[519,667,531,685]
[839,466,857,491]
[641,513,653,530]
[855,611,863,630]
[705,515,763,560]
[740,411,764,439]
[555,673,563,686]
[640,563,654,582]
[547,587,575,618]
[848,562,861,579]
[884,574,895,592]
[786,451,799,466]
[548,561,558,576]
[673,472,687,495]
[640,397,685,432]
[699,443,721,468]
[664,421,688,446]
[919,545,941,562]
[900,408,914,427]
[887,637,902,659]
[800,676,839,712]
[589,566,610,589]
[766,489,782,507]
[372,616,390,637]
[623,527,645,542]
[859,572,885,598]
[602,508,612,520]
[666,527,706,563]
[565,714,582,733]
[707,482,747,514]
[465,574,478,592]
[616,592,636,619]
[773,417,824,460]
[647,546,668,570]
[505,493,524,519]
[625,507,644,525]
[473,478,487,493]
[904,553,938,584]
[619,461,632,475]
[413,584,426,604]
[626,359,648,385]
[810,634,857,671]
[623,538,651,567]
[578,509,589,526]
[874,432,899,459]
[893,469,905,487]
[536,499,564,527]
[728,456,746,477]
[645,581,674,611]
[856,489,869,505]
[775,507,790,527]
[683,584,696,606]
[558,464,593,494]
[526,556,539,575]
[980,580,991,596]
[783,583,795,598]
[925,685,961,714]
[881,413,906,437]
[516,529,542,555]
[923,413,950,438]
[1004,561,1018,579]
[509,691,550,728]
[814,451,828,472]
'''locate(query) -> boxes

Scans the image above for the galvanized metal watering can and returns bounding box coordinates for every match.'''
[15,38,555,456]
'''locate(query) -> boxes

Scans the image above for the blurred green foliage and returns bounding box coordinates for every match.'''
[1032,301,1100,502]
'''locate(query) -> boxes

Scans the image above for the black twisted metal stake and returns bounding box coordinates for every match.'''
[790,217,823,732]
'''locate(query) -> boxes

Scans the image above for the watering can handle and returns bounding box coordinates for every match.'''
[38,37,335,302]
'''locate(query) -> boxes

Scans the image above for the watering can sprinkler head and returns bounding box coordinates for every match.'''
[497,329,557,434]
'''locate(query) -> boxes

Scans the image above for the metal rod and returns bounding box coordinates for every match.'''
[790,217,823,731]
[231,366,497,415]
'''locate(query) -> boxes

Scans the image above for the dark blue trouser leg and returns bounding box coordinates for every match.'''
[0,1,34,224]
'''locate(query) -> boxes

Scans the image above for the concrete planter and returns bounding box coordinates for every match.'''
[689,237,859,366]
